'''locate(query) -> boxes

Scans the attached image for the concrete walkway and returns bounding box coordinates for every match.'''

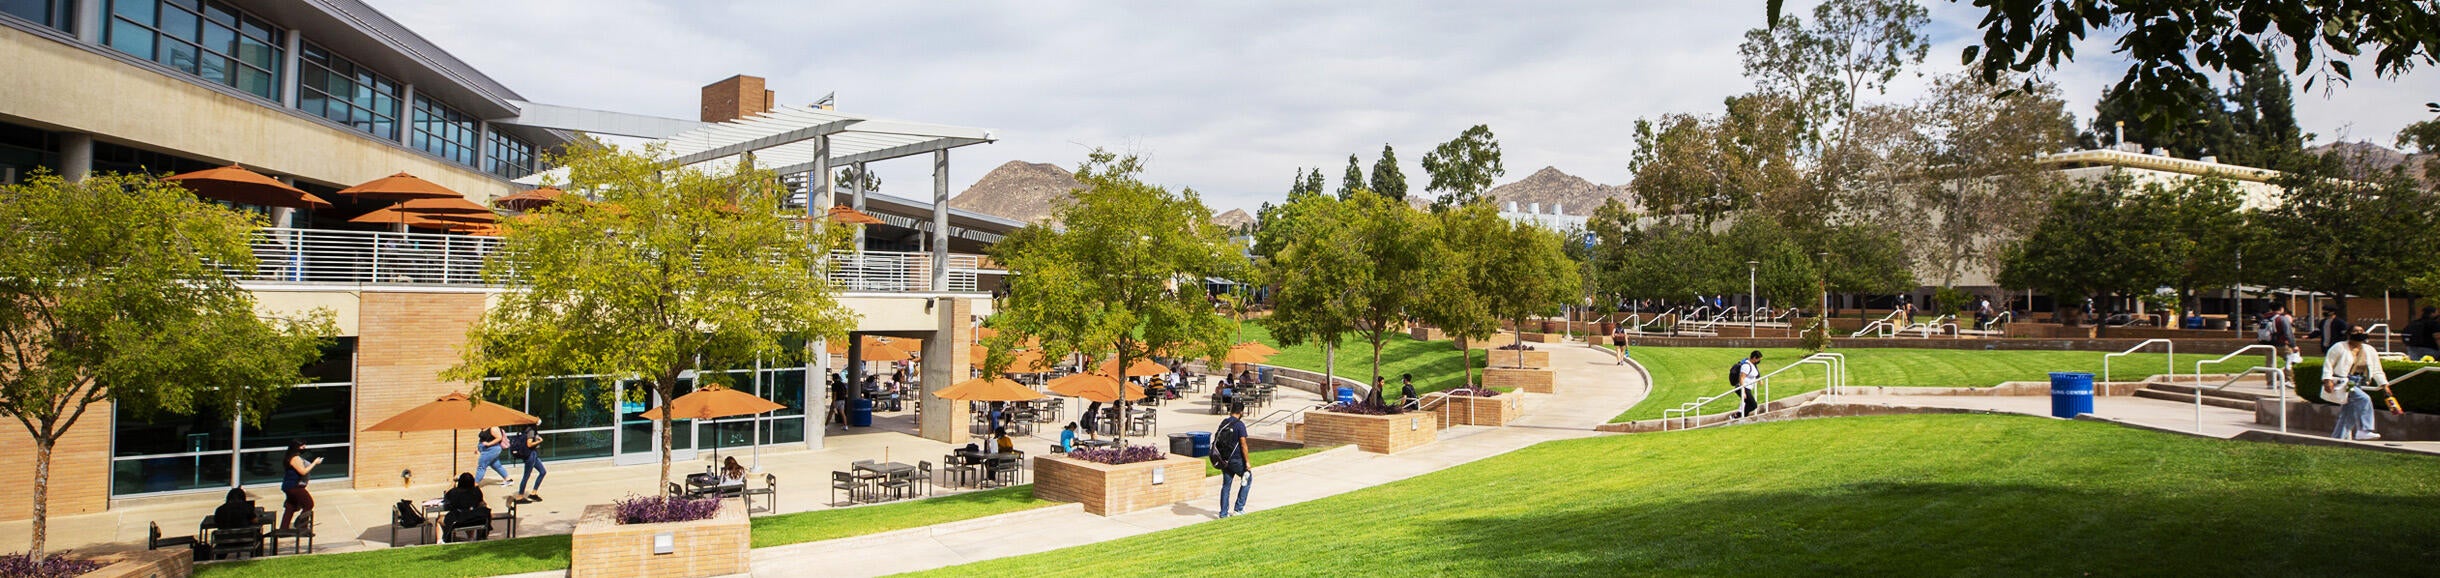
[737,340,1648,577]
[1825,392,2440,454]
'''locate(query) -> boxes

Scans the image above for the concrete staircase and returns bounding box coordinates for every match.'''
[2134,381,2271,411]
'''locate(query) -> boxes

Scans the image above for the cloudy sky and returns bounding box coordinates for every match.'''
[369,0,2440,214]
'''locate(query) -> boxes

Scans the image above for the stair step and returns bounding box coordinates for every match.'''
[2142,382,2271,401]
[2133,388,2259,410]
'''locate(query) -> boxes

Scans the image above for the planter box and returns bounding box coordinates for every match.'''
[78,549,189,578]
[2259,402,2440,441]
[570,503,750,578]
[1483,367,1556,394]
[1034,455,1209,516]
[1489,349,1549,369]
[1300,411,1438,454]
[1457,334,1515,350]
[1411,326,1448,342]
[1433,394,1523,427]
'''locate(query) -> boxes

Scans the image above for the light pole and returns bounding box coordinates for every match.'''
[1748,260,1759,338]
[1818,252,1830,333]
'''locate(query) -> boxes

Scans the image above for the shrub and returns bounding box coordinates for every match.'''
[2290,359,2436,413]
[1444,387,1501,397]
[1799,320,1833,353]
[1495,343,1536,351]
[1067,444,1165,465]
[0,552,102,578]
[612,494,721,525]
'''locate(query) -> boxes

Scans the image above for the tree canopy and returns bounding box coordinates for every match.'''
[1370,144,1409,202]
[1422,125,1506,212]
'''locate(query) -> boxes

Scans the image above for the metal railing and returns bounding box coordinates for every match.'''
[229,227,985,292]
[1661,352,1846,430]
[1850,310,1907,338]
[2363,323,2393,351]
[2190,344,2281,384]
[2197,366,2287,434]
[1978,311,2014,331]
[1912,314,1958,339]
[2102,339,2175,384]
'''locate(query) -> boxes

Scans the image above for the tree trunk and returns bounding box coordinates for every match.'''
[1513,318,1527,368]
[31,435,51,557]
[656,376,676,493]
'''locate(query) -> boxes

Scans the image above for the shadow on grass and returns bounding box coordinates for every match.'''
[1397,482,2440,576]
[195,533,570,578]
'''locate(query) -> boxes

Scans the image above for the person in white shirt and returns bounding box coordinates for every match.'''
[1732,351,1763,419]
[2320,332,2391,441]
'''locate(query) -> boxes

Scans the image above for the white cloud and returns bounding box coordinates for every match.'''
[370,0,2440,213]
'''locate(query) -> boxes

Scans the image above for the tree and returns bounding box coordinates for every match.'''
[1885,72,2078,287]
[2251,154,2440,318]
[2154,177,2251,316]
[1934,0,2440,126]
[1477,213,1583,368]
[990,150,1242,445]
[1422,125,1505,211]
[2082,79,2239,159]
[1628,95,1811,226]
[0,171,333,556]
[1739,0,1930,149]
[2225,58,2307,168]
[1261,192,1359,382]
[447,142,858,490]
[1997,172,2188,333]
[1419,202,1506,386]
[1370,144,1409,202]
[1338,154,1366,199]
[836,165,882,192]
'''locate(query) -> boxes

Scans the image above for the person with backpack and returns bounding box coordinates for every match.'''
[1731,351,1762,419]
[2403,306,2440,362]
[1212,403,1252,518]
[511,425,546,502]
[474,425,511,485]
[1398,374,1417,410]
[2321,332,2393,441]
[2261,304,2300,368]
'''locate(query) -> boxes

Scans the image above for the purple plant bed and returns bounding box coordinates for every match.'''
[612,494,722,525]
[1444,387,1502,397]
[1067,444,1166,465]
[0,552,103,578]
[1495,343,1536,351]
[1324,400,1407,415]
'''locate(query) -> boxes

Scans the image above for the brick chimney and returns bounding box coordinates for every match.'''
[701,75,775,123]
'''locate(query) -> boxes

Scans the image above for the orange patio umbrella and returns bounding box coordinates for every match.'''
[335,172,463,202]
[975,327,1000,341]
[494,186,580,212]
[1212,348,1270,365]
[347,207,464,232]
[636,384,787,464]
[1048,372,1146,404]
[934,377,1044,403]
[1232,342,1280,356]
[828,205,885,225]
[394,196,494,216]
[362,391,539,479]
[1099,358,1170,378]
[828,336,916,361]
[165,165,331,209]
[1003,351,1052,374]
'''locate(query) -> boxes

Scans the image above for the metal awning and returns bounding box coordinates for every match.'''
[660,105,994,174]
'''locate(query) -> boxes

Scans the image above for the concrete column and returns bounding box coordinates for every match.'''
[74,0,103,43]
[57,133,92,181]
[397,84,415,143]
[474,120,490,171]
[931,150,949,291]
[849,161,866,252]
[280,30,301,108]
[919,298,973,444]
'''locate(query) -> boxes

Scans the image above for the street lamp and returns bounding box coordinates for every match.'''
[1748,260,1760,338]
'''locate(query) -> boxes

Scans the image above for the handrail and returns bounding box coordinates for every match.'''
[2190,344,2281,384]
[2364,323,2392,351]
[1979,311,2014,331]
[1912,315,1957,339]
[2102,339,2174,383]
[1660,353,1844,429]
[234,226,988,292]
[2195,366,2287,433]
[1851,320,1893,338]
[1250,403,1327,428]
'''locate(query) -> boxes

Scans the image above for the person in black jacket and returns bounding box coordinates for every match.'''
[442,473,491,541]
[212,488,257,530]
[1212,403,1252,518]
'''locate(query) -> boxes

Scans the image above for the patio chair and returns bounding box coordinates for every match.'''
[492,498,519,539]
[987,456,1024,487]
[742,474,777,514]
[940,454,977,488]
[388,500,429,547]
[667,482,689,500]
[831,471,863,506]
[877,470,915,501]
[206,525,262,560]
[148,521,197,552]
[266,511,315,555]
[914,461,935,496]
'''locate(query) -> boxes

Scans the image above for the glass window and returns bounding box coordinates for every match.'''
[411,96,478,167]
[484,129,538,179]
[237,446,346,486]
[0,0,75,31]
[109,342,355,496]
[295,40,399,140]
[102,0,283,101]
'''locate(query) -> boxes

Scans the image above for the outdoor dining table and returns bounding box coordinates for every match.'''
[197,506,274,557]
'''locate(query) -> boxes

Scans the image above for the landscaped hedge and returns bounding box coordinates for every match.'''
[2291,360,2438,414]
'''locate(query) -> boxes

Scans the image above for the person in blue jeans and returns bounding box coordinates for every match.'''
[474,425,512,484]
[511,425,547,501]
[1213,403,1251,518]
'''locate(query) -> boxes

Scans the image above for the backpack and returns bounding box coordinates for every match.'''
[2256,316,2274,342]
[1727,360,1746,387]
[394,500,425,527]
[508,432,534,459]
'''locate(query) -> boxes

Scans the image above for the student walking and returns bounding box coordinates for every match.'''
[512,425,547,501]
[279,440,321,531]
[2310,304,2352,354]
[1213,403,1252,518]
[474,424,511,484]
[2321,332,2391,441]
[1731,351,1762,419]
[2403,306,2440,362]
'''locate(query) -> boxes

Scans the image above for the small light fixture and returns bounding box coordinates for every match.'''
[925,298,936,314]
[1152,467,1166,485]
[653,532,675,554]
[401,468,412,486]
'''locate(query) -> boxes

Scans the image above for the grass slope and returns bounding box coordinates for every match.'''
[1240,322,1488,395]
[1614,346,2187,422]
[913,414,2440,577]
[749,485,1059,548]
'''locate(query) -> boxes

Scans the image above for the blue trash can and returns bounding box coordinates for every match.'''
[1335,386,1356,405]
[2048,372,2094,418]
[1258,367,1274,384]
[1188,431,1213,457]
[849,399,875,427]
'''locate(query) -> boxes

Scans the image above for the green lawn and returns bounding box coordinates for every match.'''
[1204,445,1335,477]
[1613,346,2191,422]
[1240,322,1487,395]
[197,485,1060,577]
[913,414,2440,577]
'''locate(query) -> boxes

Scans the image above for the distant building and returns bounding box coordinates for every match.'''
[1499,201,1587,231]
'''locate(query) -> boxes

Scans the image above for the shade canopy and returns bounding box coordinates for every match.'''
[637,384,787,421]
[394,196,494,215]
[1233,342,1280,356]
[348,207,475,232]
[1212,348,1270,365]
[1004,352,1052,373]
[337,172,462,202]
[1049,372,1145,403]
[974,327,1000,341]
[828,335,917,361]
[165,165,331,209]
[494,186,578,212]
[363,392,539,432]
[1099,358,1170,378]
[934,377,1044,402]
[828,205,885,225]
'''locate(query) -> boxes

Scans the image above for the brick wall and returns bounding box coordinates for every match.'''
[80,548,190,578]
[1032,455,1207,516]
[1409,327,1447,342]
[569,504,749,578]
[0,397,111,521]
[698,75,773,123]
[1487,350,1549,369]
[353,291,489,489]
[1482,367,1554,394]
[1431,394,1521,428]
[1299,411,1436,454]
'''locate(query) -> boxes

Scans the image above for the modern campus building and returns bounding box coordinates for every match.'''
[0,0,1015,521]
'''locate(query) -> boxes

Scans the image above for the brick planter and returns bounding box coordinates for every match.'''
[78,549,189,578]
[1410,326,1448,341]
[1483,367,1555,393]
[1432,393,1522,427]
[1301,410,1438,453]
[1488,349,1549,369]
[570,503,749,578]
[1034,455,1208,516]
